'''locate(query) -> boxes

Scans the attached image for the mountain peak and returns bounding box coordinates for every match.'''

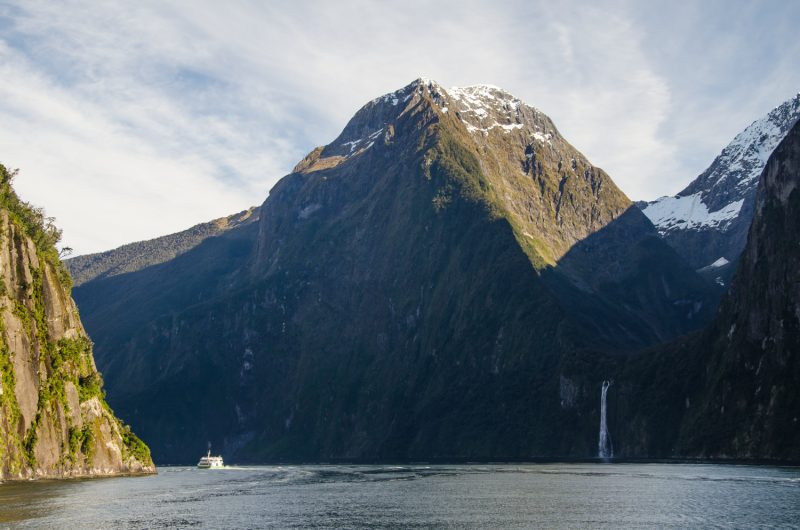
[445,84,550,139]
[448,84,520,113]
[363,79,546,138]
[306,79,554,167]
[370,77,440,106]
[640,90,800,272]
[646,91,800,225]
[708,91,800,193]
[296,78,624,266]
[448,83,518,101]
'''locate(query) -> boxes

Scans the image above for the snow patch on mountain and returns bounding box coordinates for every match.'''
[448,85,522,128]
[341,128,383,156]
[643,192,743,234]
[697,257,731,276]
[464,121,525,135]
[447,84,556,143]
[449,85,521,116]
[642,93,800,235]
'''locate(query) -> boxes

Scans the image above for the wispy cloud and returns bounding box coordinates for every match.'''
[0,0,797,253]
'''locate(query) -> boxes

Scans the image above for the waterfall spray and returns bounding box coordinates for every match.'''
[598,380,613,459]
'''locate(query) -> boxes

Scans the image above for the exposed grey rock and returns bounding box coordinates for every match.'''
[0,175,155,480]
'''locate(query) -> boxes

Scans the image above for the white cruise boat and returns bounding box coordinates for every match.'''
[197,449,224,469]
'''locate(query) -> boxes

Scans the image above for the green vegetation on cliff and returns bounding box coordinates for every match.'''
[0,165,72,291]
[0,164,154,479]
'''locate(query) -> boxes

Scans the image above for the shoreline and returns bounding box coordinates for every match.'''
[0,467,157,484]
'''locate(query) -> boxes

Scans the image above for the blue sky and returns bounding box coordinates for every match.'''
[0,0,798,254]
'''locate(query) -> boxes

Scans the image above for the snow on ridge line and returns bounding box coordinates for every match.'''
[449,84,511,97]
[371,78,440,106]
[368,79,535,124]
[448,84,522,108]
[446,84,533,138]
[364,79,551,143]
[453,83,505,91]
[642,93,800,235]
[709,94,800,188]
[642,192,744,233]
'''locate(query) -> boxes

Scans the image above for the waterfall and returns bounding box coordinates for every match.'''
[598,380,613,459]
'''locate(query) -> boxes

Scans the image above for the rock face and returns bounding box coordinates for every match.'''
[69,79,716,463]
[619,120,800,460]
[0,166,154,480]
[640,93,800,287]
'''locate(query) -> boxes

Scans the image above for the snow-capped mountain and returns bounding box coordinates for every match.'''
[640,93,800,282]
[67,78,716,462]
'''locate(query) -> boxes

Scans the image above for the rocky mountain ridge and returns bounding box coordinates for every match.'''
[640,93,800,283]
[68,207,258,287]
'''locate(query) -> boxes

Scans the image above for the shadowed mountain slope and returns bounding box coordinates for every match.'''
[68,207,258,287]
[618,120,800,460]
[69,79,717,463]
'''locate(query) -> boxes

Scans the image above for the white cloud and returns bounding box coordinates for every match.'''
[496,6,676,201]
[0,0,798,253]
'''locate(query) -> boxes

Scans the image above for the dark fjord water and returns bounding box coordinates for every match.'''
[1,463,799,528]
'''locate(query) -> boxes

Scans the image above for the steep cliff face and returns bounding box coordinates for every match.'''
[70,79,715,463]
[619,120,800,460]
[679,118,800,459]
[0,166,153,480]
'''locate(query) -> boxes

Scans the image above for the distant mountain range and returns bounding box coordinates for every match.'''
[64,80,799,464]
[640,93,800,286]
[68,207,258,287]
